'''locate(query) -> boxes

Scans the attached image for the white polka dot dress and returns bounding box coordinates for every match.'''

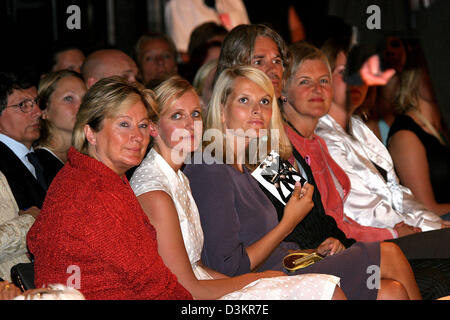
[130,149,340,300]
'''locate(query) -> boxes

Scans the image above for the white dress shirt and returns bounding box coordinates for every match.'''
[316,114,442,232]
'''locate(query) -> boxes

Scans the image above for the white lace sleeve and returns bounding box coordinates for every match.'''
[0,214,34,262]
[0,172,34,263]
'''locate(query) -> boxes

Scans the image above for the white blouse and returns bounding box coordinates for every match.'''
[316,114,441,233]
[130,148,211,281]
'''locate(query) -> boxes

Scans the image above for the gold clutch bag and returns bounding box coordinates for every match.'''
[283,252,324,272]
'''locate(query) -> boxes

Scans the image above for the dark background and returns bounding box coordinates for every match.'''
[1,0,448,128]
[0,0,335,78]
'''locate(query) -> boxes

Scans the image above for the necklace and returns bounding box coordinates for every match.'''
[285,119,305,138]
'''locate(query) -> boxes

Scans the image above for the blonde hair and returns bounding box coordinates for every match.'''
[206,65,292,166]
[393,67,422,114]
[193,59,218,97]
[153,75,196,119]
[72,76,157,155]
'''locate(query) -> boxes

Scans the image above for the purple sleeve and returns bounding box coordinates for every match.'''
[184,164,252,276]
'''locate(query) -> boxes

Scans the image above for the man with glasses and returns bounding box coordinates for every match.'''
[0,72,47,211]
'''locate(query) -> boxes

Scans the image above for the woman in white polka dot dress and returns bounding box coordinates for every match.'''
[130,75,344,300]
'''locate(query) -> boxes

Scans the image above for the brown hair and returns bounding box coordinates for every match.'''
[214,24,290,86]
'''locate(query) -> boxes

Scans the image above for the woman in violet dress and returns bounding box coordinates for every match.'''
[183,65,421,300]
[131,75,345,300]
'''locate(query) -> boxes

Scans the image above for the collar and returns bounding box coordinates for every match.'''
[149,148,182,181]
[0,133,33,160]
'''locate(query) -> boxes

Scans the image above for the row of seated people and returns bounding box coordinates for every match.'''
[1,22,450,300]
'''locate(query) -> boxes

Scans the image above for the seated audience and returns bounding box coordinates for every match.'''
[34,70,87,185]
[0,171,36,282]
[0,72,47,210]
[283,40,398,242]
[316,39,448,235]
[130,75,345,300]
[212,24,387,248]
[184,65,421,300]
[134,32,178,88]
[81,49,138,89]
[282,40,450,299]
[27,77,192,300]
[388,59,450,218]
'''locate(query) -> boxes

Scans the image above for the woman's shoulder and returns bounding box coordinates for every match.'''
[388,114,420,137]
[34,148,63,165]
[183,161,230,178]
[130,155,171,197]
[183,162,236,194]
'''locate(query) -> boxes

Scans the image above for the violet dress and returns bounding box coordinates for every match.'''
[184,161,381,300]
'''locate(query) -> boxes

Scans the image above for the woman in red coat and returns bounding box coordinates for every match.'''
[27,76,192,300]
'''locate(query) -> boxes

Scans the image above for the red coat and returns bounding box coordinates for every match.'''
[27,147,192,300]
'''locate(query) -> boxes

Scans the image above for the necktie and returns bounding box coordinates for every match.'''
[26,152,48,191]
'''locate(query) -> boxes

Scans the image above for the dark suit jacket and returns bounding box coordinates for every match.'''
[0,141,46,209]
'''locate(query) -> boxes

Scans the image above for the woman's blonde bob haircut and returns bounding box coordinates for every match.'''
[72,76,157,155]
[206,65,292,163]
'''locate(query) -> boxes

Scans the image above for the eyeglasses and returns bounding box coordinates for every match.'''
[5,98,39,113]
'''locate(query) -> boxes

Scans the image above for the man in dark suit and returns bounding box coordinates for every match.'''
[0,72,47,211]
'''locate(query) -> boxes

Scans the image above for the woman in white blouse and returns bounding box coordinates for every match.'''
[316,38,450,259]
[130,75,347,300]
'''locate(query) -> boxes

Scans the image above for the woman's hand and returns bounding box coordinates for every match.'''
[18,206,40,219]
[316,237,345,256]
[394,222,421,237]
[245,182,314,271]
[360,54,396,86]
[281,182,314,233]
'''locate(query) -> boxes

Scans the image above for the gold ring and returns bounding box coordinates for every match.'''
[5,284,10,290]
